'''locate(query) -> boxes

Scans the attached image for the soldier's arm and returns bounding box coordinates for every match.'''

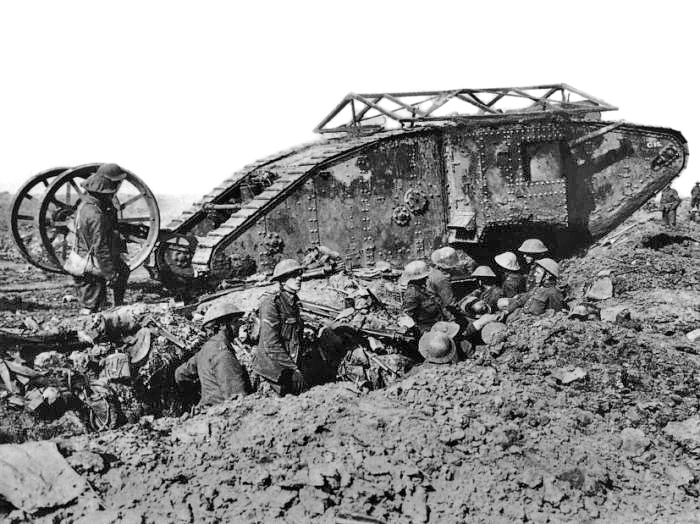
[402,287,419,318]
[174,354,199,387]
[547,289,564,312]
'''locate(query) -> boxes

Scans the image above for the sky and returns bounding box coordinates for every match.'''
[0,0,697,205]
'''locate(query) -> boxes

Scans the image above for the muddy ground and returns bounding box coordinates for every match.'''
[2,195,700,522]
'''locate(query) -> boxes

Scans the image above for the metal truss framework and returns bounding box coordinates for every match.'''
[315,84,617,134]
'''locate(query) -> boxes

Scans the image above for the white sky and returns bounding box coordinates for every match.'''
[0,0,696,202]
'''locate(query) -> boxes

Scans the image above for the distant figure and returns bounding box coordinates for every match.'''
[517,238,550,291]
[175,301,249,406]
[660,184,681,226]
[74,164,130,314]
[252,259,307,396]
[494,251,526,298]
[691,182,700,210]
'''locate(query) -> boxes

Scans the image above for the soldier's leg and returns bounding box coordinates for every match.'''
[112,261,131,306]
[669,208,677,226]
[661,210,669,225]
[75,275,107,313]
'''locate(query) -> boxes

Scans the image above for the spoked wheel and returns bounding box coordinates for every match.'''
[38,164,161,273]
[9,167,70,272]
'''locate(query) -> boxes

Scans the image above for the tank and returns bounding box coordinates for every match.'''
[10,84,688,292]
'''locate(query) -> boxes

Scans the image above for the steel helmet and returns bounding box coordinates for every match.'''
[271,259,303,281]
[399,260,431,286]
[471,265,496,278]
[535,258,559,278]
[82,173,119,194]
[202,300,244,326]
[430,247,460,269]
[418,331,457,364]
[430,321,460,339]
[95,163,128,182]
[518,238,549,255]
[494,251,520,271]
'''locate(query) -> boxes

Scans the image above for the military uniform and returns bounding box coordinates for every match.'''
[426,267,458,320]
[502,271,526,298]
[175,330,248,406]
[660,187,681,226]
[74,193,129,311]
[691,184,700,209]
[402,283,444,334]
[507,283,564,316]
[252,290,306,395]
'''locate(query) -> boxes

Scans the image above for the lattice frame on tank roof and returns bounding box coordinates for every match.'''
[315,84,617,133]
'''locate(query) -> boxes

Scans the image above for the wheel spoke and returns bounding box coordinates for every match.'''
[120,216,153,223]
[16,214,34,221]
[119,193,144,210]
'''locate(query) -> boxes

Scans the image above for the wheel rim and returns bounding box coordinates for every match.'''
[38,164,161,273]
[9,167,70,272]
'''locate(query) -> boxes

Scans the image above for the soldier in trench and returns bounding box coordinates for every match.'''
[517,238,550,291]
[252,259,308,396]
[174,301,250,406]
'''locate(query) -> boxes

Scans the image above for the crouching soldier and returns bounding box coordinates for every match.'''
[252,259,307,396]
[517,238,550,291]
[494,251,526,298]
[175,301,249,406]
[502,258,563,318]
[400,260,445,335]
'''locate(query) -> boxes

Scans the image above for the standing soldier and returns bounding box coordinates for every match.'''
[517,238,550,291]
[660,184,681,226]
[400,260,445,335]
[252,259,306,396]
[494,251,526,298]
[175,301,249,406]
[74,164,130,314]
[691,182,700,211]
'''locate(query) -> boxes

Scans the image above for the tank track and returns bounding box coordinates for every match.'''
[183,129,413,275]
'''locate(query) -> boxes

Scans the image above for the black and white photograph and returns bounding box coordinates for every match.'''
[0,1,698,522]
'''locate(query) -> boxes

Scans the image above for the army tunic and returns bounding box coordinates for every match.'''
[403,282,444,334]
[252,290,305,387]
[426,267,458,320]
[74,193,130,311]
[174,330,247,406]
[507,283,564,316]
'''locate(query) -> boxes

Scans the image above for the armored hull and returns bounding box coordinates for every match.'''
[163,113,686,282]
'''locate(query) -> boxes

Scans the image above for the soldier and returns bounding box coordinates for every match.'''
[175,301,249,406]
[691,182,700,210]
[660,184,681,226]
[252,259,307,396]
[503,258,563,317]
[418,322,460,365]
[517,238,549,291]
[427,247,460,319]
[400,260,445,335]
[464,265,503,312]
[73,164,130,314]
[494,251,526,298]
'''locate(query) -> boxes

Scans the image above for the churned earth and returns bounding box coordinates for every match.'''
[2,195,700,523]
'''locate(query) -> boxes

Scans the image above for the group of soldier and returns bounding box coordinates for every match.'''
[398,240,562,367]
[65,163,697,408]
